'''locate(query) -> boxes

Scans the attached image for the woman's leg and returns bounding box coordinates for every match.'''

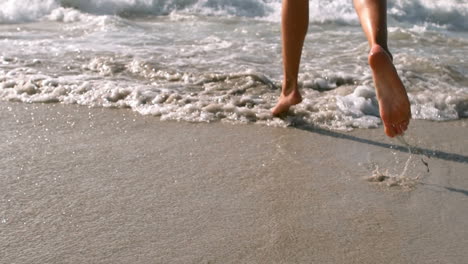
[354,0,411,137]
[272,0,309,116]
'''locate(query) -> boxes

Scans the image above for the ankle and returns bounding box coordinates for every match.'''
[281,80,298,95]
[369,44,393,61]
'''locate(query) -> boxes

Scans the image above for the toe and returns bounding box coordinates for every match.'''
[272,103,289,117]
[400,122,408,132]
[384,125,396,138]
[394,125,403,136]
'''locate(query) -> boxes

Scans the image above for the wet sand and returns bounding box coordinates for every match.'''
[1,102,467,263]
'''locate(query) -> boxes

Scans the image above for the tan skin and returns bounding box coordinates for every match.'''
[272,0,411,138]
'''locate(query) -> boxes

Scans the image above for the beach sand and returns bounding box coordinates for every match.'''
[1,102,467,263]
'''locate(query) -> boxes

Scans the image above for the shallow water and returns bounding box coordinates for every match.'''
[1,0,467,130]
[363,135,434,189]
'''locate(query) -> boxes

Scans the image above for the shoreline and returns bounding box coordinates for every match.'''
[1,102,467,263]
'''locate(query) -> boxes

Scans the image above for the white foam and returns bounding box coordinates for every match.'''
[336,85,379,118]
[47,7,88,23]
[1,62,466,130]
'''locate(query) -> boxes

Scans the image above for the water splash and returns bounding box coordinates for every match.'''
[396,135,413,178]
[396,134,430,173]
[365,134,429,189]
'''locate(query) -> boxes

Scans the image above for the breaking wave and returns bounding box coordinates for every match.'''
[1,0,467,30]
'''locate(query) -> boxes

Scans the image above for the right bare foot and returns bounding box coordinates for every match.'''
[368,45,411,137]
[271,87,302,117]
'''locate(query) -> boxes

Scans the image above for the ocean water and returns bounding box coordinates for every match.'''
[1,0,467,130]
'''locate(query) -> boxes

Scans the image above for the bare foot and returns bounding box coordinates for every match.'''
[271,88,302,117]
[369,45,411,137]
